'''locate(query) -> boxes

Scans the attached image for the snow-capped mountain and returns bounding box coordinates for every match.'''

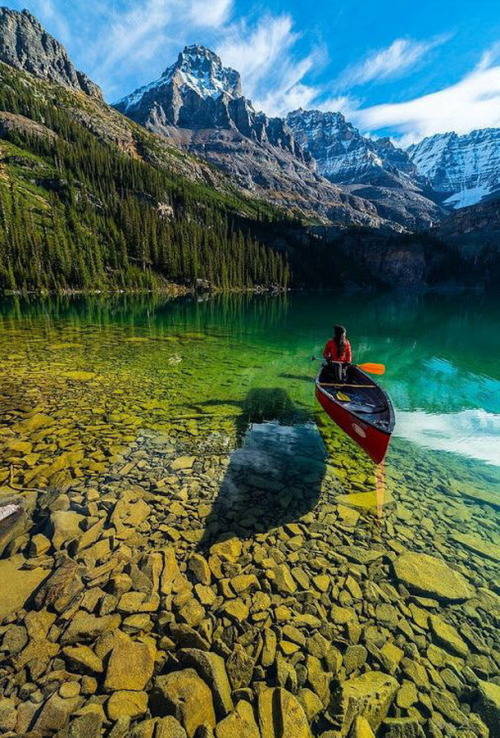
[115,45,306,160]
[408,129,500,208]
[286,109,417,186]
[118,44,242,110]
[286,108,443,229]
[115,46,444,230]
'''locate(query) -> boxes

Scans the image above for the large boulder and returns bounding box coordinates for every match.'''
[476,679,500,732]
[215,700,260,738]
[258,687,312,738]
[107,690,148,721]
[33,692,83,733]
[392,552,475,602]
[0,554,49,619]
[151,668,216,738]
[51,510,84,550]
[104,632,156,691]
[428,615,469,657]
[332,671,399,736]
[178,648,233,718]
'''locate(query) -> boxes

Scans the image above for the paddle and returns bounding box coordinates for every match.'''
[311,357,385,375]
[358,363,385,375]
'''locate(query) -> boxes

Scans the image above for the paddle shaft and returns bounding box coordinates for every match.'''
[311,357,385,375]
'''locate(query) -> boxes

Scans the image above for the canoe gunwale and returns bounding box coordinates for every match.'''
[315,363,395,464]
[316,364,394,435]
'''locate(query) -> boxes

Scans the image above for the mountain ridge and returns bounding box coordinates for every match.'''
[0,6,102,99]
[408,128,500,208]
[115,45,444,231]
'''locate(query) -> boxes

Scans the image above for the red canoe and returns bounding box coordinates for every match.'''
[315,363,395,464]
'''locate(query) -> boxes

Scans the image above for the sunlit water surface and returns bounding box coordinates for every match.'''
[1,290,498,514]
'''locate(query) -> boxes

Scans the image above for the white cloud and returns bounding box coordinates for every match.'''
[188,0,232,28]
[217,14,321,115]
[315,95,361,120]
[395,408,500,466]
[336,36,448,88]
[352,49,500,144]
[87,0,234,95]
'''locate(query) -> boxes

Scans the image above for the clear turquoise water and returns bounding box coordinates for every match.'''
[0,290,498,501]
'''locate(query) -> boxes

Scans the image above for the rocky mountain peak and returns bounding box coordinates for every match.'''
[408,128,500,208]
[0,7,102,99]
[162,44,243,100]
[286,108,418,184]
[114,45,308,161]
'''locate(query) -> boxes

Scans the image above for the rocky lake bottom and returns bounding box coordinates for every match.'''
[0,293,499,738]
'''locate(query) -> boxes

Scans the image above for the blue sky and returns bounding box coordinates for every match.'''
[9,0,500,144]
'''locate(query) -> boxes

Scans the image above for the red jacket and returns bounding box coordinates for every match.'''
[323,338,352,363]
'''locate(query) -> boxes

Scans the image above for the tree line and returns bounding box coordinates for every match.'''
[0,69,292,292]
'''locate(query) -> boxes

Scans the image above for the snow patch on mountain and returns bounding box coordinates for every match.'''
[408,128,500,208]
[286,108,418,185]
[443,185,494,209]
[116,44,242,111]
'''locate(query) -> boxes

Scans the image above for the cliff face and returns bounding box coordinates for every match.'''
[408,129,500,208]
[114,46,402,230]
[0,7,102,99]
[435,196,500,238]
[286,108,444,230]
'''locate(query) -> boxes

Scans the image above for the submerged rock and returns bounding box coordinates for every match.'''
[0,554,50,619]
[333,671,399,736]
[0,500,29,556]
[107,690,148,721]
[104,632,156,691]
[349,716,376,737]
[392,552,475,602]
[451,532,500,562]
[152,668,216,737]
[178,648,233,718]
[382,717,425,737]
[476,679,500,732]
[428,614,469,657]
[214,700,260,738]
[258,687,312,738]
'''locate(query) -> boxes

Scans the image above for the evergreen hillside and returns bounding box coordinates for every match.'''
[0,62,297,291]
[0,62,494,293]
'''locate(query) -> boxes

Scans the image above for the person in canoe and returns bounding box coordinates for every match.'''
[323,324,352,381]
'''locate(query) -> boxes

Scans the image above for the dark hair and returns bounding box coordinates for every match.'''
[334,324,347,358]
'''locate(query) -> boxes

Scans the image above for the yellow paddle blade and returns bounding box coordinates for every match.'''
[336,391,351,402]
[358,362,385,375]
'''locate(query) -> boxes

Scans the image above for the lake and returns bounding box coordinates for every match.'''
[0,290,499,735]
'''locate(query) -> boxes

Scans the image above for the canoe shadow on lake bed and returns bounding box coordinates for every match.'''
[197,388,328,549]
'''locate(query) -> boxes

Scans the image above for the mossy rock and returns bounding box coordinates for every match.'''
[48,342,81,350]
[62,371,96,381]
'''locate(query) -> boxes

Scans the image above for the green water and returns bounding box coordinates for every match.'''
[0,289,498,541]
[1,290,499,735]
[1,290,499,493]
